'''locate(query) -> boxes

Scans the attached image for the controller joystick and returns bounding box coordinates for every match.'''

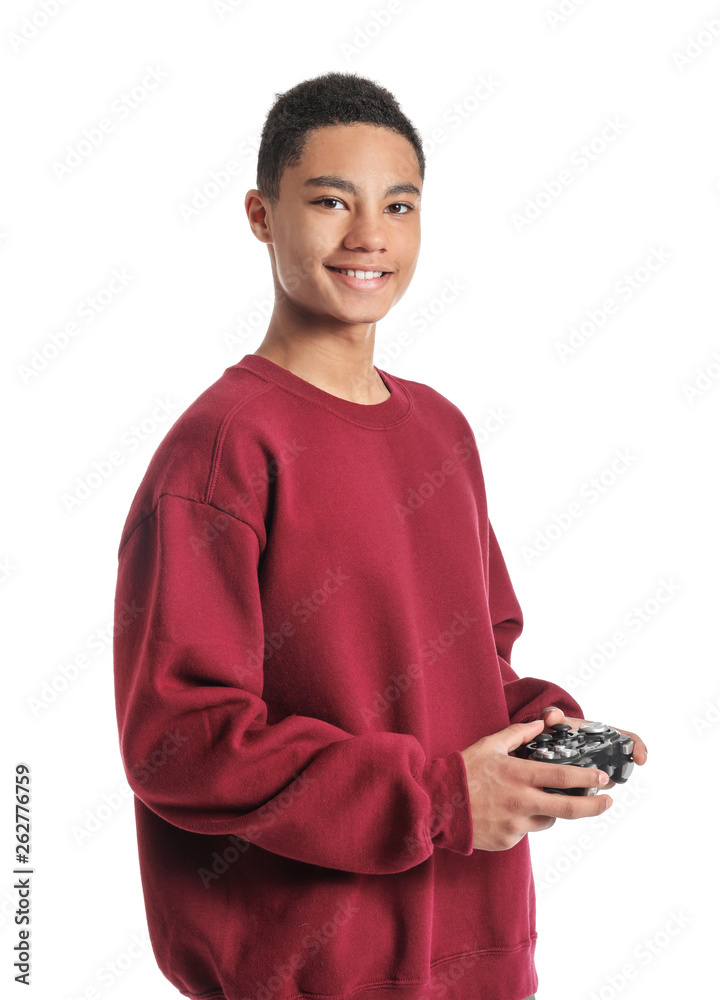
[512,721,635,796]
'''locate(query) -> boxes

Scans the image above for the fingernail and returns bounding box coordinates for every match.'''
[605,798,613,810]
[598,772,609,786]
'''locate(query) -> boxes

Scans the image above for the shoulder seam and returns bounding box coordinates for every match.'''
[117,492,261,560]
[204,379,276,503]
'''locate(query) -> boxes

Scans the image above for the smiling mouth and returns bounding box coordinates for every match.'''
[324,266,393,290]
[325,265,391,277]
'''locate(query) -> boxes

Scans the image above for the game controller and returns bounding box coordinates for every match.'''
[512,722,635,796]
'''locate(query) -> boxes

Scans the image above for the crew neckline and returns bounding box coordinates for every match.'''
[233,353,413,429]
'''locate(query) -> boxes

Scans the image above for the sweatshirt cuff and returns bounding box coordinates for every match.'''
[420,751,474,856]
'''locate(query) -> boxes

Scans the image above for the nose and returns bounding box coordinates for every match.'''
[341,210,388,255]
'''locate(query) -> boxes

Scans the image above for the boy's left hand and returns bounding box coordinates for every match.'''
[538,707,648,789]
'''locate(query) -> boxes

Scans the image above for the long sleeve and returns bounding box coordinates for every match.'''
[487,519,585,723]
[112,493,473,876]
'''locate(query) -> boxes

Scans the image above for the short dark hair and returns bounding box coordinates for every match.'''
[256,71,425,207]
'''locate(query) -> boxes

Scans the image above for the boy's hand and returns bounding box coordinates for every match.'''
[539,706,648,789]
[459,719,614,852]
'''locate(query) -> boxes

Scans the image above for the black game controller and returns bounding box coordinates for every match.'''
[512,722,635,796]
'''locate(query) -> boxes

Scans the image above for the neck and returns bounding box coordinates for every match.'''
[252,330,389,405]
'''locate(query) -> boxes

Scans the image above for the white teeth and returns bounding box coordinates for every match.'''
[335,268,384,279]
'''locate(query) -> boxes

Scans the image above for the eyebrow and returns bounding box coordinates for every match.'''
[303,175,421,199]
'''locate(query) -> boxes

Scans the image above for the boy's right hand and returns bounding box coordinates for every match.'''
[459,719,613,852]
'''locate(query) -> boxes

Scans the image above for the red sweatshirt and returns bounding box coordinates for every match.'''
[112,352,583,1000]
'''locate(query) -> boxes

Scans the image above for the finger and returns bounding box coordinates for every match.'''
[494,720,546,753]
[616,728,647,765]
[540,707,564,729]
[525,815,557,834]
[533,788,613,820]
[522,760,610,792]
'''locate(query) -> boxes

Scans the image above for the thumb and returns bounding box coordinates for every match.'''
[496,719,546,753]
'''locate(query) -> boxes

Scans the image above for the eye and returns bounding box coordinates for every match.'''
[312,198,416,214]
[313,197,346,210]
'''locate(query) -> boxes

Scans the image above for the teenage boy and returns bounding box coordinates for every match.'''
[113,71,646,1000]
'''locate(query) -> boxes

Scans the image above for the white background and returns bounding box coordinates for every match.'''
[3,1,718,998]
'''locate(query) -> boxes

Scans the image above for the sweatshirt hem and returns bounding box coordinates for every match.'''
[176,937,538,1000]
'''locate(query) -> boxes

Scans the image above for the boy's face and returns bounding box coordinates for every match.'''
[253,123,422,329]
